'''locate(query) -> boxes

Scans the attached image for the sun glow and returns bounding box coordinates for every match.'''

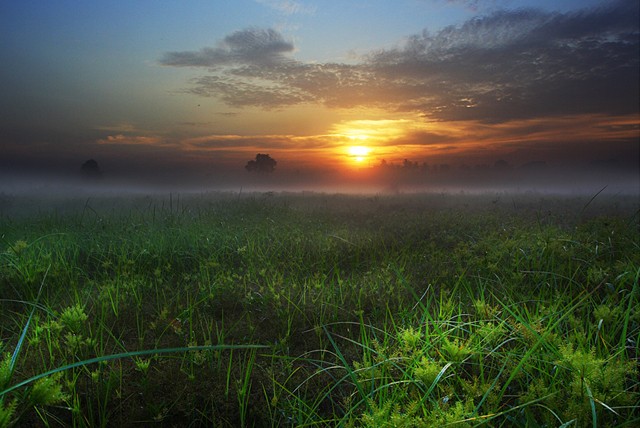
[348,145,371,163]
[330,117,432,169]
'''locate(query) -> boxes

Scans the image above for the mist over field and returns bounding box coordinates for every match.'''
[1,155,638,198]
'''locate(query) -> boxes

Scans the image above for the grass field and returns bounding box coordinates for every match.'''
[1,190,638,427]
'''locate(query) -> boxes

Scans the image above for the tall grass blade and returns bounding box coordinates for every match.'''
[321,326,369,411]
[584,382,597,428]
[619,268,639,350]
[580,185,607,216]
[9,265,49,374]
[0,344,268,398]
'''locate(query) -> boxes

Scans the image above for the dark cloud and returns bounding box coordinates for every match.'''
[372,0,639,122]
[161,1,639,123]
[159,28,295,68]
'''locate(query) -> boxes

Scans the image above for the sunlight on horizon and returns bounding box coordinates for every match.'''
[348,145,372,164]
[330,118,416,168]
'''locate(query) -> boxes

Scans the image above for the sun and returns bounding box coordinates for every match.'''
[348,145,371,163]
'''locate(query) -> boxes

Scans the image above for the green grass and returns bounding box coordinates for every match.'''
[0,191,638,426]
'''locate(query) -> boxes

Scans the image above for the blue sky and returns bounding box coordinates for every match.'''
[1,0,637,186]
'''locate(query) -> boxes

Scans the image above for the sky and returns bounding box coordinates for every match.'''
[1,0,638,191]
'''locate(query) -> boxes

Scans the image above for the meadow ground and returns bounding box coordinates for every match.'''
[0,190,639,427]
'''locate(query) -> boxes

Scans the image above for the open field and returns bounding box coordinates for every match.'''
[1,191,639,427]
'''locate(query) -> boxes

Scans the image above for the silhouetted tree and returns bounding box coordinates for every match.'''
[81,159,102,180]
[403,159,418,169]
[245,153,277,173]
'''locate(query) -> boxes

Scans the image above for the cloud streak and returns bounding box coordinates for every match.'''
[161,0,638,123]
[159,28,295,68]
[97,134,166,146]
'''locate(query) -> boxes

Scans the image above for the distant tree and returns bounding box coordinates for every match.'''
[403,159,418,169]
[81,159,102,179]
[245,153,277,173]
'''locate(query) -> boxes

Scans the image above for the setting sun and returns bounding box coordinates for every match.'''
[348,145,371,163]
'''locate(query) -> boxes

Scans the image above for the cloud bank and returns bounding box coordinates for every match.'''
[160,0,639,123]
[160,28,295,68]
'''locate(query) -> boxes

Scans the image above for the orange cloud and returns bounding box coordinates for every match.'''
[91,112,638,174]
